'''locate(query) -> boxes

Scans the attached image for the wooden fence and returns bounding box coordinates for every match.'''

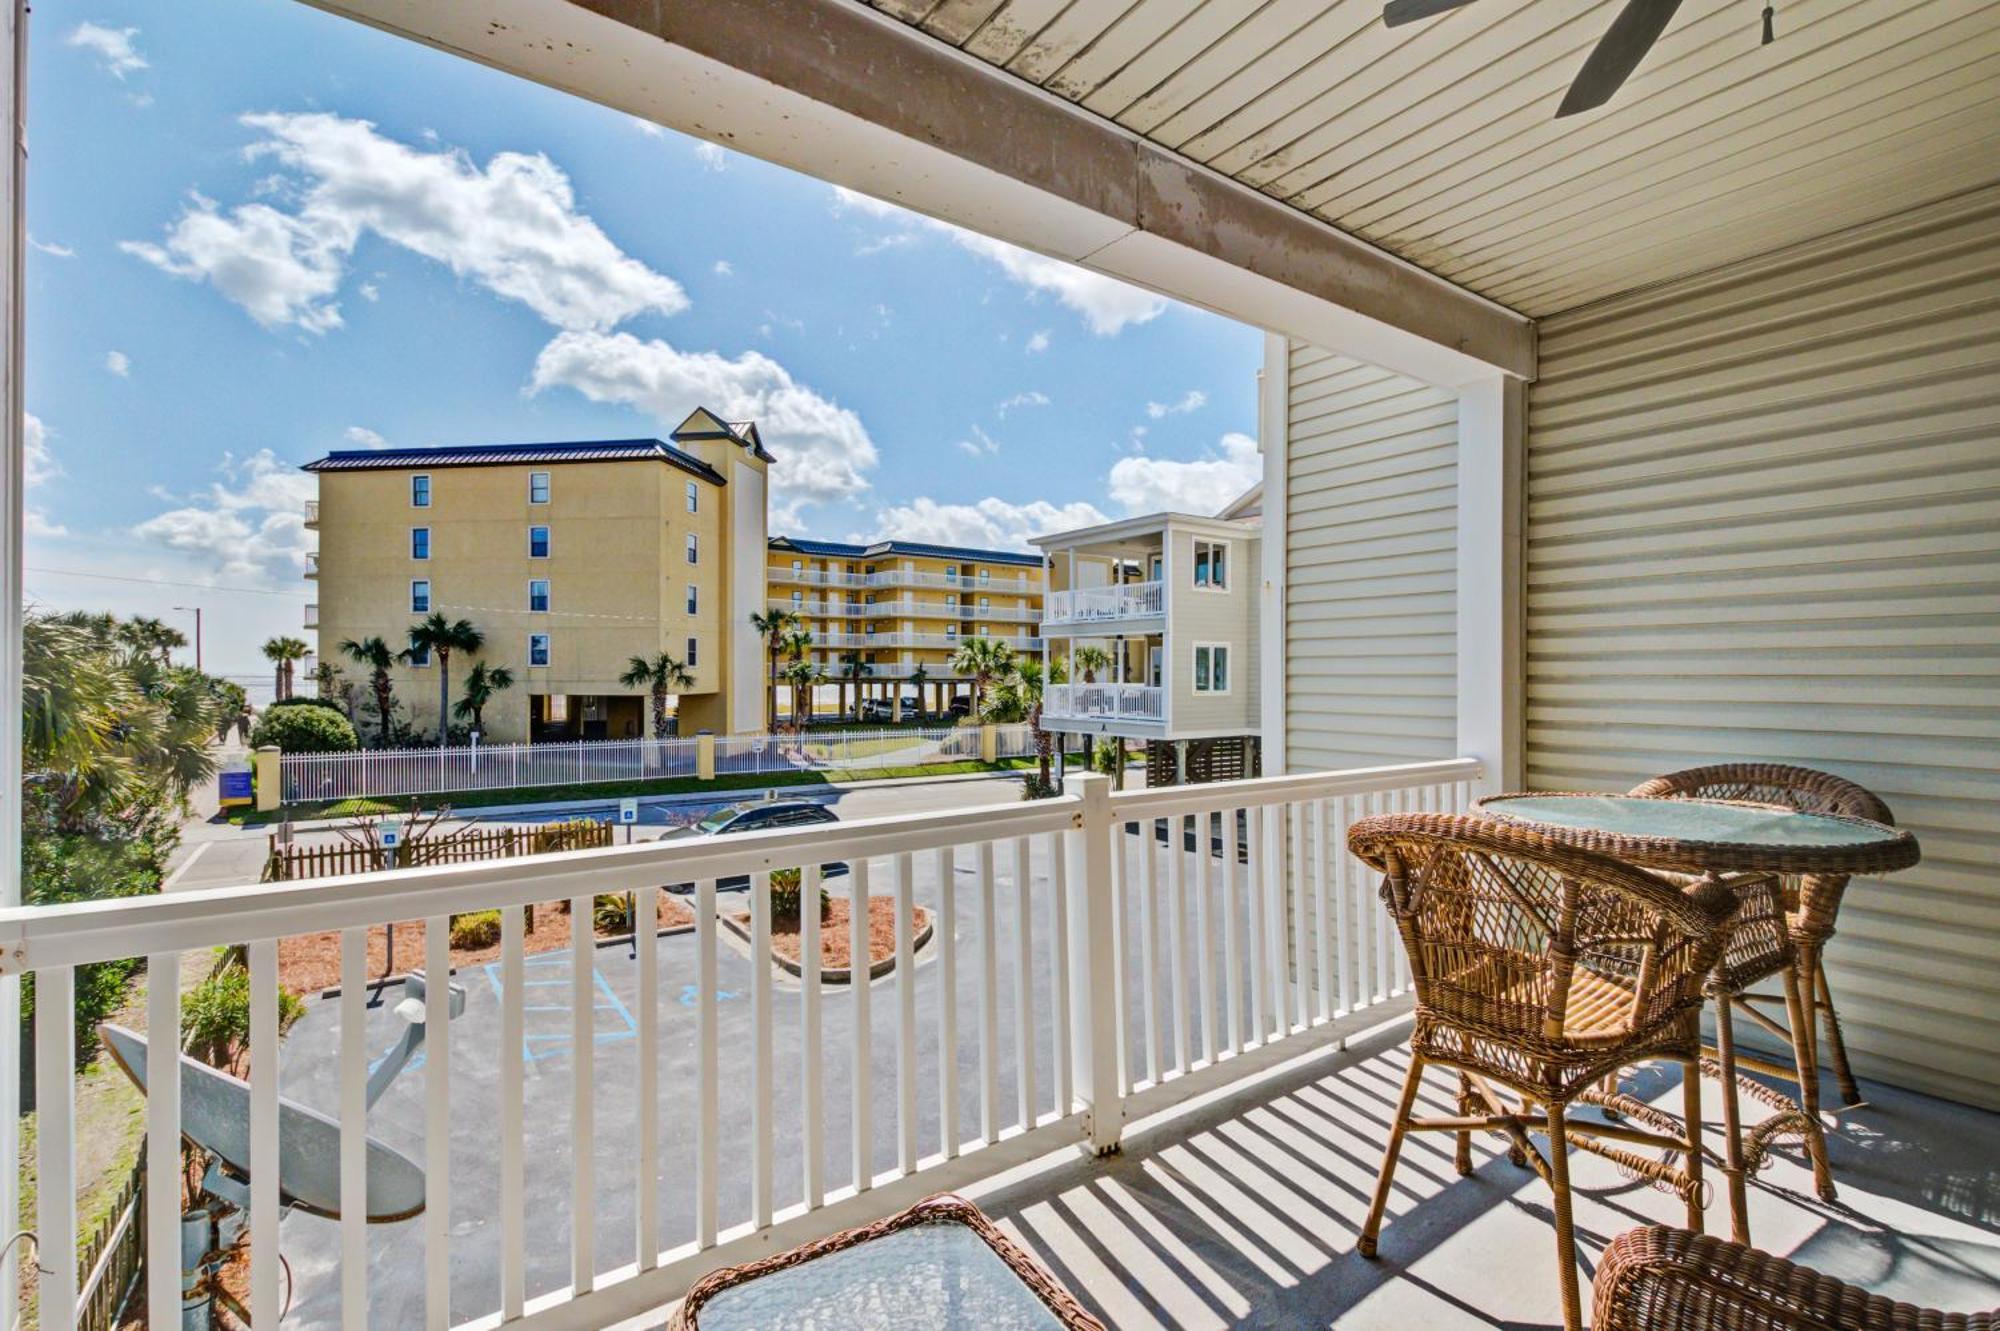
[263,820,613,882]
[78,1146,144,1331]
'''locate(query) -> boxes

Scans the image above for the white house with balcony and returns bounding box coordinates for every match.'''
[1034,509,1262,784]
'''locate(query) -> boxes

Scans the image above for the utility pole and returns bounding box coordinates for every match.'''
[173,604,202,671]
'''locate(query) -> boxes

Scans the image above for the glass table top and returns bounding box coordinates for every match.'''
[1477,794,1900,847]
[694,1221,1067,1330]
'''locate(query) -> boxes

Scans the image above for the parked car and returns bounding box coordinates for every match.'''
[945,695,973,719]
[658,800,849,891]
[858,696,911,721]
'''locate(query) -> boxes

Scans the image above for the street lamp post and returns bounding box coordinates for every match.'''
[173,605,202,672]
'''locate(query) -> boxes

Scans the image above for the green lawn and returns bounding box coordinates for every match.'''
[239,756,1038,825]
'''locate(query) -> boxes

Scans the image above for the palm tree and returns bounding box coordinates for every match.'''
[309,660,343,699]
[339,636,398,744]
[837,652,872,719]
[1071,644,1113,685]
[780,628,815,721]
[749,608,802,724]
[782,658,821,725]
[121,616,188,663]
[909,663,931,717]
[949,636,1014,721]
[618,652,694,738]
[405,614,484,746]
[262,635,310,699]
[986,655,1064,788]
[452,662,517,734]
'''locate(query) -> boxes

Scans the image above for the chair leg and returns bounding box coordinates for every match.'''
[1359,1053,1427,1259]
[1680,1063,1706,1234]
[1546,1101,1583,1331]
[1454,1072,1474,1177]
[1712,985,1751,1245]
[1780,965,1837,1203]
[1814,954,1864,1107]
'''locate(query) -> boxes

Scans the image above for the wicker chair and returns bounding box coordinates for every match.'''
[1593,1226,1999,1330]
[1347,813,1740,1331]
[1628,764,1892,1109]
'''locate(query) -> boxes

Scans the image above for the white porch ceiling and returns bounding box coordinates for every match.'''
[864,0,2000,317]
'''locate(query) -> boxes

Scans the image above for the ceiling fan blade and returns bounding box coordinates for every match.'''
[1382,0,1484,30]
[1556,0,1684,117]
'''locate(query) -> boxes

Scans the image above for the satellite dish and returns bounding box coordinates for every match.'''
[100,1023,426,1223]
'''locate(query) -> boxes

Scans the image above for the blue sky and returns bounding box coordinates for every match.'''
[24,0,1262,685]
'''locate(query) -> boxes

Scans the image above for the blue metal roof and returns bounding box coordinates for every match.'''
[768,535,1042,567]
[303,438,725,484]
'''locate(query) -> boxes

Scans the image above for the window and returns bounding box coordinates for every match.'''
[529,471,550,504]
[406,642,431,667]
[411,474,431,508]
[685,583,698,615]
[410,579,431,613]
[528,579,550,613]
[528,633,551,667]
[685,533,698,565]
[1193,643,1230,694]
[685,637,698,668]
[979,596,991,610]
[1193,539,1229,589]
[685,480,699,513]
[946,566,959,582]
[946,624,958,638]
[945,594,958,607]
[529,525,550,558]
[791,590,803,607]
[978,567,989,583]
[790,559,803,575]
[411,527,430,560]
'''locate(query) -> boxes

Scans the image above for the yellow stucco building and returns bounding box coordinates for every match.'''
[763,538,1044,717]
[304,408,770,743]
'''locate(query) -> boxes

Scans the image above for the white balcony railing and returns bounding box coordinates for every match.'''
[773,597,1038,620]
[303,499,320,527]
[303,602,318,629]
[304,551,320,579]
[1045,682,1165,721]
[3,756,1477,1331]
[1045,580,1162,625]
[770,567,1040,595]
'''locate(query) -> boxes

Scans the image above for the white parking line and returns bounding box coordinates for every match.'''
[161,842,211,890]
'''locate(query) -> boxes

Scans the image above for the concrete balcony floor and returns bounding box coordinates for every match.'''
[955,1018,2000,1329]
[622,1016,1998,1330]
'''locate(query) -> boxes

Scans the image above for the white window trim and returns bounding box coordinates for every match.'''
[686,583,698,615]
[529,471,551,504]
[686,480,699,513]
[686,533,699,565]
[1191,538,1231,593]
[685,636,698,668]
[411,473,432,508]
[1192,641,1232,695]
[410,579,431,613]
[411,526,431,560]
[530,525,550,559]
[407,643,433,668]
[528,633,551,667]
[529,579,550,613]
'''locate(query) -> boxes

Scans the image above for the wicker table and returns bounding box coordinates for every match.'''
[1473,792,1919,1240]
[670,1194,1106,1330]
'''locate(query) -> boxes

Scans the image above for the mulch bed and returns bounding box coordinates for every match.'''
[276,893,695,995]
[730,896,928,971]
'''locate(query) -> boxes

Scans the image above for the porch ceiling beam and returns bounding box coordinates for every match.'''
[301,0,1534,386]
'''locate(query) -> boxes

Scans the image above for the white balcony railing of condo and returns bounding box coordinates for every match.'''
[303,602,318,629]
[1045,682,1166,721]
[1044,580,1163,625]
[303,498,319,527]
[774,597,1039,621]
[304,551,320,579]
[770,567,1040,595]
[7,757,1476,1331]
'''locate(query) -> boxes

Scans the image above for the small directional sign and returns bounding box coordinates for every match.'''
[379,821,401,850]
[617,798,640,825]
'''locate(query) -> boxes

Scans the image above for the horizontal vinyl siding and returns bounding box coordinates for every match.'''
[1525,185,2000,1109]
[1284,344,1458,771]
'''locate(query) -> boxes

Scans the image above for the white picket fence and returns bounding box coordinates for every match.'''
[278,724,1040,803]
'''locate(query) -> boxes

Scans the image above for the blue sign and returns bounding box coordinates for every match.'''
[218,770,253,806]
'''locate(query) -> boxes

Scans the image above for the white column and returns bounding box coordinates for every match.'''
[1258,335,1289,774]
[0,4,26,1316]
[1455,372,1525,794]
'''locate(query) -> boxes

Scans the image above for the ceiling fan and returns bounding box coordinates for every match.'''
[1382,0,1773,118]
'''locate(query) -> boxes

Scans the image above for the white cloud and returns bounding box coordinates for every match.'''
[105,350,131,377]
[1107,431,1261,516]
[358,281,380,302]
[28,236,74,258]
[67,23,148,79]
[24,413,59,488]
[343,426,389,449]
[629,117,665,138]
[530,330,878,523]
[1025,330,1051,354]
[693,142,728,172]
[123,113,687,335]
[713,259,733,277]
[953,425,1001,458]
[131,449,314,580]
[995,390,1049,419]
[1146,389,1207,419]
[862,496,1108,553]
[833,188,1166,336]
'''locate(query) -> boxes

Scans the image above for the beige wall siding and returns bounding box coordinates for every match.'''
[1526,186,2000,1109]
[1283,344,1460,770]
[1165,526,1259,735]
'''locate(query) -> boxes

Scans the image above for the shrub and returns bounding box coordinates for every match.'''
[181,964,306,1072]
[449,910,502,949]
[22,818,165,1056]
[1019,774,1059,801]
[250,705,359,754]
[266,696,346,713]
[593,892,634,935]
[768,867,830,923]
